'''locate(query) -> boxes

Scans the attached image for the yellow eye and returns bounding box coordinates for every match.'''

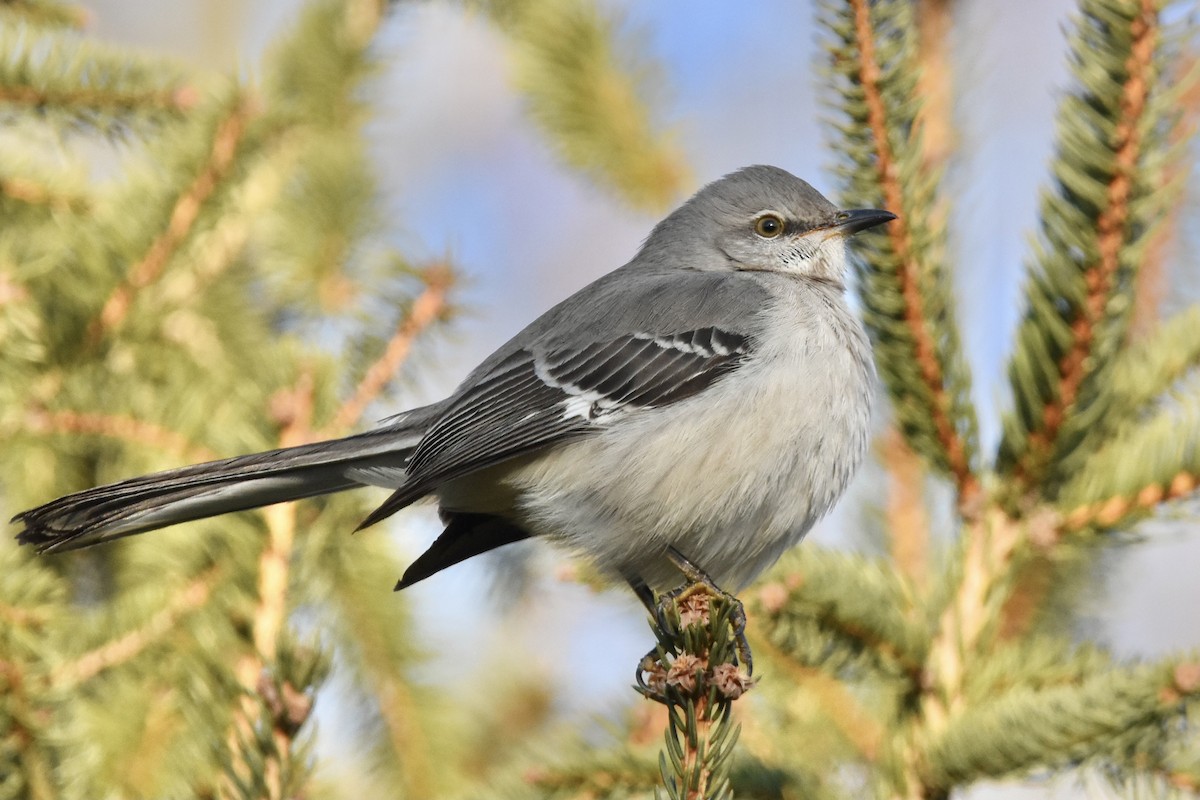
[754,214,784,238]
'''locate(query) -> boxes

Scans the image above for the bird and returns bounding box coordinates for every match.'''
[13,165,894,633]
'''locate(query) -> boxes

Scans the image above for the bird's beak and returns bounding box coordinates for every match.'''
[830,208,897,236]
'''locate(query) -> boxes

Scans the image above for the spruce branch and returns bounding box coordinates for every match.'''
[20,408,217,461]
[824,0,981,510]
[481,0,690,212]
[752,547,927,681]
[0,0,86,29]
[920,508,1026,731]
[747,629,885,761]
[0,172,89,215]
[880,426,932,585]
[914,0,957,171]
[317,535,437,799]
[221,638,326,800]
[88,94,255,344]
[50,567,220,687]
[636,585,753,800]
[923,657,1200,789]
[0,20,197,132]
[323,262,454,435]
[998,0,1180,499]
[1058,398,1200,534]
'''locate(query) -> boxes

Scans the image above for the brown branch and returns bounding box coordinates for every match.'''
[849,0,979,510]
[880,427,931,586]
[0,659,55,800]
[914,0,956,171]
[0,176,89,213]
[920,508,1024,727]
[51,567,220,687]
[23,408,217,461]
[747,628,884,761]
[1060,470,1198,534]
[1021,1,1158,481]
[0,84,196,114]
[323,263,453,435]
[1132,50,1200,338]
[88,97,251,344]
[222,371,313,800]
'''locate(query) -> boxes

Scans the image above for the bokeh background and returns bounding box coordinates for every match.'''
[12,0,1200,796]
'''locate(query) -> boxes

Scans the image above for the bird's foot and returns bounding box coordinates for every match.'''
[633,549,755,703]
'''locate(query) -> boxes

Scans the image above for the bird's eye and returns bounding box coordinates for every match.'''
[754,214,785,238]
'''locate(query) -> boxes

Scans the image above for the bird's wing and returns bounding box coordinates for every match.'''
[357,325,754,528]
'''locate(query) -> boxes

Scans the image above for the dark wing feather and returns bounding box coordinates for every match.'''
[356,327,751,527]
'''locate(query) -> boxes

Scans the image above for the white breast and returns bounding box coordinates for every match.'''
[497,279,874,592]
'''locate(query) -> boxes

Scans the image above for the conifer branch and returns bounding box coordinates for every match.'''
[747,628,884,761]
[0,658,55,800]
[1017,0,1157,487]
[754,548,927,680]
[921,508,1024,731]
[0,174,89,213]
[21,408,217,461]
[880,427,931,585]
[637,586,752,800]
[0,21,196,129]
[922,657,1200,789]
[0,0,86,29]
[482,0,690,212]
[325,540,436,799]
[914,0,956,170]
[324,263,453,434]
[223,372,313,799]
[827,0,980,510]
[88,97,253,344]
[51,567,220,687]
[998,0,1182,498]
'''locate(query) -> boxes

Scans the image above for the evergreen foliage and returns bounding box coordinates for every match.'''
[2,0,1200,798]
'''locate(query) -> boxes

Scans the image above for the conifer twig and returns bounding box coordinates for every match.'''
[1014,0,1160,489]
[880,427,931,586]
[747,626,883,760]
[1060,470,1198,534]
[637,586,753,800]
[0,175,89,213]
[51,567,220,687]
[921,507,1024,730]
[22,408,217,461]
[224,371,313,799]
[323,263,453,435]
[88,97,253,344]
[846,0,980,511]
[914,0,956,171]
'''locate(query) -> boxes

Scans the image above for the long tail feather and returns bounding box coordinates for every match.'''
[12,407,439,553]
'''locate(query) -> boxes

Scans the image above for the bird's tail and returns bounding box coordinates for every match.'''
[12,408,436,553]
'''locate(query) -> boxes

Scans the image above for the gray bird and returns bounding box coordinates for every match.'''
[13,165,893,623]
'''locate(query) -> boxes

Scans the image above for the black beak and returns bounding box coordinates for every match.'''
[832,208,897,235]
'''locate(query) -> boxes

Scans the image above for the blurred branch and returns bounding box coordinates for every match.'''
[0,0,87,28]
[51,567,220,687]
[914,0,956,170]
[829,0,981,511]
[21,408,217,461]
[921,507,1026,731]
[879,427,931,586]
[482,0,690,212]
[88,95,254,344]
[748,624,883,762]
[0,174,89,214]
[323,263,454,434]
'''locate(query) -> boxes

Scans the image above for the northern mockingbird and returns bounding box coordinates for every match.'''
[14,165,893,621]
